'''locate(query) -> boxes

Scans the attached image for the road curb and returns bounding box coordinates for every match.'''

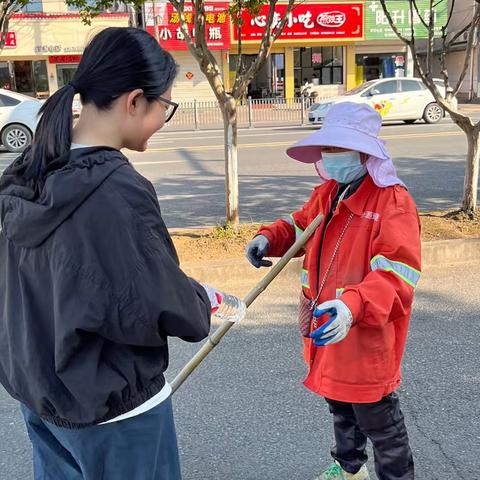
[181,238,480,284]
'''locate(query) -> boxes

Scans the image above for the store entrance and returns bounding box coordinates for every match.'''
[229,53,285,98]
[57,64,78,88]
[11,60,49,98]
[355,54,405,83]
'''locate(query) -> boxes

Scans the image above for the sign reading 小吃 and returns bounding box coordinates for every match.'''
[365,0,448,40]
[234,3,364,42]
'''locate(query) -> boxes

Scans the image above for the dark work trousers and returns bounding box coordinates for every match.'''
[21,397,182,480]
[325,392,414,480]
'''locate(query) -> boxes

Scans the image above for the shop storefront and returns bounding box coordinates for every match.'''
[231,2,364,99]
[0,59,49,97]
[0,12,129,98]
[51,55,83,88]
[358,0,448,85]
[145,1,230,102]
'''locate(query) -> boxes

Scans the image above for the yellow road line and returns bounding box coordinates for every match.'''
[133,130,463,154]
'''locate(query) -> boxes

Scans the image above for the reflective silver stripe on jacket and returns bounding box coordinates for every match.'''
[282,214,304,241]
[370,255,420,289]
[301,269,309,288]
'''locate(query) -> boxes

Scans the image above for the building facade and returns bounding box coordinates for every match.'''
[144,1,230,102]
[0,1,129,97]
[442,0,479,100]
[0,0,455,102]
[227,2,364,99]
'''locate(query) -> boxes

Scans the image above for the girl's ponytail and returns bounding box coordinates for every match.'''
[24,84,76,187]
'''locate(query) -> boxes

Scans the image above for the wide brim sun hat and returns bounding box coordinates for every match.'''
[286,102,390,163]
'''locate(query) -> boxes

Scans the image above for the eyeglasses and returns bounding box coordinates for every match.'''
[158,96,178,123]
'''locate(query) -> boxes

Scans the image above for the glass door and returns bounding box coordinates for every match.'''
[56,64,79,88]
[13,61,35,96]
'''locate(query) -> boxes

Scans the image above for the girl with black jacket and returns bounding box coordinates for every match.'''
[0,27,211,479]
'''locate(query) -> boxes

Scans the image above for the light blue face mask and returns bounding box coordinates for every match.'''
[320,151,367,184]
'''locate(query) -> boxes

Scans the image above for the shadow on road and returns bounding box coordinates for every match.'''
[153,152,478,228]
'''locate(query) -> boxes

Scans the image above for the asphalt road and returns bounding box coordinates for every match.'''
[1,262,479,480]
[0,119,478,228]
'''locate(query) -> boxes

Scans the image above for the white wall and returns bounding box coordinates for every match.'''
[171,50,223,102]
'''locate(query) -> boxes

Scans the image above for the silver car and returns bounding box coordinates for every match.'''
[0,89,42,153]
[309,78,456,125]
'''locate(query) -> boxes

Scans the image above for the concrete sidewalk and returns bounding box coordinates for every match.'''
[182,238,480,287]
[458,102,480,115]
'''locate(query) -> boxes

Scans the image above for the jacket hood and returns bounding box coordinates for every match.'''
[0,147,128,248]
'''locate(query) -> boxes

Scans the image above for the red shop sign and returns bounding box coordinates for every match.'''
[146,2,231,50]
[1,32,16,48]
[49,55,82,64]
[234,3,364,42]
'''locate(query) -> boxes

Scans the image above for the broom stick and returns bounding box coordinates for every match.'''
[171,213,324,394]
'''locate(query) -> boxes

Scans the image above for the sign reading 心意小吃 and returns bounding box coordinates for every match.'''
[365,0,448,40]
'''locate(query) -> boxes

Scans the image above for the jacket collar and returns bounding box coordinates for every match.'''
[332,175,376,217]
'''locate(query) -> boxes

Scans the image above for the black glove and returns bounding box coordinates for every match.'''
[245,235,273,268]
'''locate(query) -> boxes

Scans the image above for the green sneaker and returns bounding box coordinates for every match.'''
[313,461,370,480]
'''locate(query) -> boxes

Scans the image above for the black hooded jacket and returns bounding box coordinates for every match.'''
[0,147,211,428]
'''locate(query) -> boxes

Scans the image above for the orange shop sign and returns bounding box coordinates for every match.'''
[234,3,364,42]
[146,2,231,50]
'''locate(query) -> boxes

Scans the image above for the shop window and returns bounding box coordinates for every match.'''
[12,60,49,98]
[13,61,34,96]
[57,65,79,88]
[355,54,406,83]
[229,54,285,98]
[293,46,343,89]
[33,61,49,97]
[21,0,43,13]
[0,62,12,90]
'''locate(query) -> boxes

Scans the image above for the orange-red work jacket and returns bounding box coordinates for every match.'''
[257,175,421,403]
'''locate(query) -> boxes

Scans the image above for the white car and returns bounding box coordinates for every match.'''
[309,78,456,125]
[0,89,42,153]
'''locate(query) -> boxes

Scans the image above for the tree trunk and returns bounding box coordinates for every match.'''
[222,96,239,227]
[462,127,480,215]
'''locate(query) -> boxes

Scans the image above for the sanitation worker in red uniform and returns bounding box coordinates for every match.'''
[246,102,421,480]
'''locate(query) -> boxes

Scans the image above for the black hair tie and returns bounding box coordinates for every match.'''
[68,82,79,93]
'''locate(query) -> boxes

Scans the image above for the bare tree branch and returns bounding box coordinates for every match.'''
[451,1,480,97]
[272,0,296,42]
[234,0,243,87]
[444,0,455,31]
[233,0,278,96]
[0,0,21,51]
[234,0,296,98]
[169,0,203,61]
[438,0,456,95]
[379,0,412,44]
[380,0,472,126]
[411,0,429,30]
[446,21,474,50]
[425,0,435,77]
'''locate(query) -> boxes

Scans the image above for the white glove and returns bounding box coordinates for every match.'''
[310,299,353,346]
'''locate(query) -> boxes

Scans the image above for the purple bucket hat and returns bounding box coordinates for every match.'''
[287,102,389,162]
[287,102,404,188]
